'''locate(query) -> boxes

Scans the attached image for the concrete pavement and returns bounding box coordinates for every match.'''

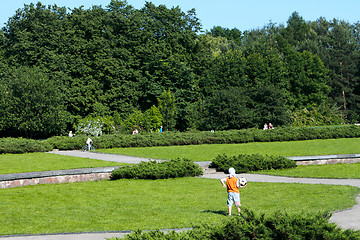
[0,151,359,239]
[48,150,166,164]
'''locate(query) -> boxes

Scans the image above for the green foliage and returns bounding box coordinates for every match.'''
[110,158,203,180]
[210,154,297,173]
[291,104,345,127]
[286,50,330,108]
[46,125,360,150]
[0,138,52,154]
[123,110,145,133]
[120,210,360,240]
[46,135,89,150]
[0,66,69,138]
[158,90,176,131]
[120,106,162,133]
[1,3,360,137]
[200,87,255,130]
[143,105,163,132]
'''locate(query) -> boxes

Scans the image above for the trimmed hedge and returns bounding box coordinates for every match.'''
[2,125,360,153]
[110,158,203,180]
[210,154,297,173]
[46,125,360,150]
[0,137,52,154]
[118,210,360,240]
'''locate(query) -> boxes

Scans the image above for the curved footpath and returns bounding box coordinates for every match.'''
[0,151,359,240]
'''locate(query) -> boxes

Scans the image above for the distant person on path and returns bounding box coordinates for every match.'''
[86,137,93,151]
[132,128,138,135]
[263,123,268,130]
[159,126,163,133]
[269,123,274,129]
[68,131,74,137]
[220,167,245,216]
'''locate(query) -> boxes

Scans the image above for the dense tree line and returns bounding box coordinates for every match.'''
[0,1,359,138]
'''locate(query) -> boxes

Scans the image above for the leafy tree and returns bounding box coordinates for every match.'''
[285,50,330,108]
[208,26,243,50]
[282,11,311,46]
[143,105,162,132]
[158,90,176,131]
[250,85,291,127]
[123,110,144,133]
[200,87,255,130]
[0,66,68,138]
[1,3,360,136]
[291,103,345,126]
[326,20,360,122]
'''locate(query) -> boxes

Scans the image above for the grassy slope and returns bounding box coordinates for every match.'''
[0,178,358,235]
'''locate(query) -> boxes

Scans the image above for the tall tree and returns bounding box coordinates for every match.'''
[0,67,68,138]
[158,90,176,131]
[326,20,360,121]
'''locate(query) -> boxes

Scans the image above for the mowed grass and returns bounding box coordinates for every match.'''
[0,177,358,235]
[0,153,121,175]
[98,138,360,161]
[98,138,360,179]
[256,162,360,179]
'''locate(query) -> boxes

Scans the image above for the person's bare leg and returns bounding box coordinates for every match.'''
[228,206,232,215]
[236,206,241,215]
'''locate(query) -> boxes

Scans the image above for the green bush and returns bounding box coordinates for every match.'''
[110,158,203,180]
[209,154,297,173]
[0,137,52,154]
[118,210,360,240]
[46,135,88,150]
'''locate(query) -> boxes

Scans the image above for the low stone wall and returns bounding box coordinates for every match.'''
[0,172,111,188]
[288,154,360,165]
[0,167,120,189]
[295,158,360,165]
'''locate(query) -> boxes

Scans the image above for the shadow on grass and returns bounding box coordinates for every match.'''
[202,209,227,216]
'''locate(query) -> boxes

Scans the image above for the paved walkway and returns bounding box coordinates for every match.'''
[1,151,359,239]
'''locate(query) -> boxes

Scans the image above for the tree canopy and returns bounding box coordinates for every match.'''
[0,2,359,138]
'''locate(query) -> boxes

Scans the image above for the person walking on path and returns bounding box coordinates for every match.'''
[220,167,245,216]
[86,137,93,151]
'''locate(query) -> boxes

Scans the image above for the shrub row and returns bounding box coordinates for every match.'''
[0,137,52,154]
[119,210,360,240]
[110,158,203,180]
[2,125,360,153]
[46,125,360,150]
[209,154,297,173]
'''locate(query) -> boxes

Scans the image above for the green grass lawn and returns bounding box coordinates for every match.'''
[0,177,358,235]
[98,138,360,161]
[0,153,122,175]
[97,138,360,179]
[256,162,360,179]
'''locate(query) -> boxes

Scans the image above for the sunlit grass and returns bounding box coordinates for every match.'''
[0,153,122,174]
[98,138,360,161]
[0,177,358,235]
[255,162,360,179]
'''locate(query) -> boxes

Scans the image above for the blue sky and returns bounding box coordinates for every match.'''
[1,0,359,31]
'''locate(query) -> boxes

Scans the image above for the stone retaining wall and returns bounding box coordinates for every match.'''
[0,172,111,188]
[288,154,360,165]
[295,158,360,165]
[0,167,120,189]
